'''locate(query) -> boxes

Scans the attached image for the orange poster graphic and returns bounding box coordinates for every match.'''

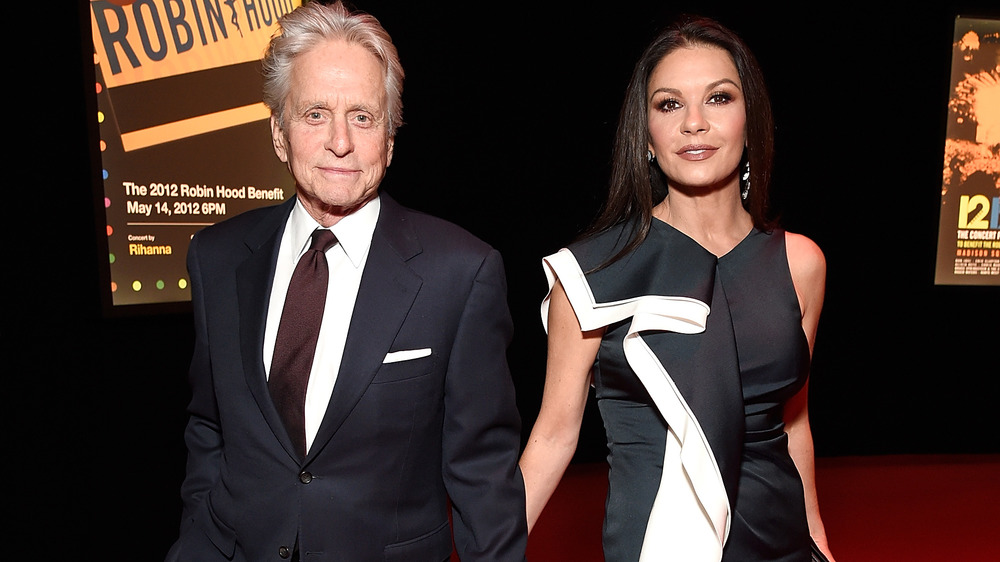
[91,0,303,308]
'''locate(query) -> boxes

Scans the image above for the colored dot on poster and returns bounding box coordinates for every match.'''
[100,140,107,152]
[105,197,111,208]
[178,278,188,290]
[111,282,117,293]
[109,253,115,264]
[96,82,102,94]
[132,280,142,292]
[98,111,104,124]
[103,169,109,180]
[156,280,165,290]
[107,225,113,236]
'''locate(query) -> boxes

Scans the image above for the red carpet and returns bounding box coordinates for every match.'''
[525,454,1000,561]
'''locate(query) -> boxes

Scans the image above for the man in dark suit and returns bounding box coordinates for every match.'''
[165,2,527,560]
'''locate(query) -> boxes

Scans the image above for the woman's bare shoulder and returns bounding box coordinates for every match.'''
[784,230,826,281]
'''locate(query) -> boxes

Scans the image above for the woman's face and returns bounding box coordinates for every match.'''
[646,44,746,192]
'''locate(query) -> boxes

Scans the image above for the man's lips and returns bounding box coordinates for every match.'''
[319,166,360,174]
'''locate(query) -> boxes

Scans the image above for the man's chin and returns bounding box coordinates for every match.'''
[297,190,379,226]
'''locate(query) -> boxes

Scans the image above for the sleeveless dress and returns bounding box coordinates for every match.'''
[541,219,811,562]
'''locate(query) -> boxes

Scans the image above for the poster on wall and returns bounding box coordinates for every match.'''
[935,16,1000,286]
[90,0,303,308]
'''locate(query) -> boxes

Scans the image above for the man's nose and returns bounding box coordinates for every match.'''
[326,117,354,156]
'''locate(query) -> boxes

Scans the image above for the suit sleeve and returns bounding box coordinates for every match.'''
[176,233,224,530]
[442,249,528,561]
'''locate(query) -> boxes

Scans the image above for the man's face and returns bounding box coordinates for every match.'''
[271,39,394,227]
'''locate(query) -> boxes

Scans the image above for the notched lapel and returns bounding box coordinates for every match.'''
[235,200,298,458]
[308,198,423,459]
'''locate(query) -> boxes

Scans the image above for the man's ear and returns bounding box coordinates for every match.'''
[271,114,288,162]
[386,136,394,166]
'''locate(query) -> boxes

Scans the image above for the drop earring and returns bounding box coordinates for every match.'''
[647,150,654,163]
[741,160,750,201]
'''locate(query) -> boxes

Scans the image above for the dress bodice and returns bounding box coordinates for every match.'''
[543,218,812,561]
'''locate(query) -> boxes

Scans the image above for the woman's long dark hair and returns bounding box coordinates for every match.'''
[583,14,775,269]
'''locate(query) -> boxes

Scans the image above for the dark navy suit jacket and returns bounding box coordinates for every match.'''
[166,193,527,561]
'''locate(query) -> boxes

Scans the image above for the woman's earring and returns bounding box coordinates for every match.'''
[647,150,654,163]
[741,160,750,201]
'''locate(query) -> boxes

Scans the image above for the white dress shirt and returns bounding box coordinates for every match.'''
[263,195,379,453]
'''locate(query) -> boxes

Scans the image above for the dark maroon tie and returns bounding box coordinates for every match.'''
[269,228,337,457]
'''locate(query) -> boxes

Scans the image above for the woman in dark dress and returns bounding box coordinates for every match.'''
[518,15,835,562]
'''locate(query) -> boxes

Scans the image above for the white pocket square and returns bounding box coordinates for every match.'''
[382,348,432,364]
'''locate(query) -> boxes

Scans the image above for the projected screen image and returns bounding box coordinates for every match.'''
[935,16,1000,286]
[90,0,303,308]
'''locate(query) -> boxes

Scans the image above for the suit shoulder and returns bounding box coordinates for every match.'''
[387,200,495,257]
[191,202,289,247]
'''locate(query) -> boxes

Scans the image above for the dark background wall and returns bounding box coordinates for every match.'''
[18,0,997,557]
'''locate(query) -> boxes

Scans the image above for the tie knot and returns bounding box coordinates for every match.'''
[309,229,338,253]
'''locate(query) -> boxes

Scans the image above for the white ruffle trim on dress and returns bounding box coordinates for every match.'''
[542,248,731,562]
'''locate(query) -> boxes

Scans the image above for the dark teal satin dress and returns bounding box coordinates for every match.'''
[545,219,811,561]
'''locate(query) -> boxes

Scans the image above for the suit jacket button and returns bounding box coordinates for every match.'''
[278,545,291,559]
[299,471,313,484]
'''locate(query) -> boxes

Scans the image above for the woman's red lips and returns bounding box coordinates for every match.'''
[676,145,718,161]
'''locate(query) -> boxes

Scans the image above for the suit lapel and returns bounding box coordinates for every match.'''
[307,195,423,460]
[236,198,297,457]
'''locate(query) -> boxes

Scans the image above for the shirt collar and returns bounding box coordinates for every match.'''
[288,195,380,268]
